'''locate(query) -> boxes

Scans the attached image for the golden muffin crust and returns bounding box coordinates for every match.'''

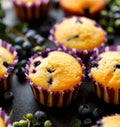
[59,0,106,15]
[54,17,105,50]
[101,115,120,127]
[90,51,120,89]
[0,117,6,127]
[0,47,14,77]
[28,51,83,91]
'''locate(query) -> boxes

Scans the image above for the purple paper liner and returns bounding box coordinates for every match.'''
[0,107,12,127]
[49,16,107,65]
[89,45,120,104]
[25,48,85,107]
[0,39,18,92]
[12,0,51,21]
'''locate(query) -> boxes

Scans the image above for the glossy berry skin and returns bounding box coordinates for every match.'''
[92,108,104,121]
[78,104,92,119]
[22,41,32,51]
[15,36,24,46]
[34,110,47,122]
[83,118,93,127]
[3,91,14,102]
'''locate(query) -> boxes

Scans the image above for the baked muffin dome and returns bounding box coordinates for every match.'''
[90,51,120,89]
[58,0,107,17]
[28,51,83,91]
[0,40,18,92]
[26,48,85,107]
[50,16,106,51]
[93,114,120,127]
[0,46,15,77]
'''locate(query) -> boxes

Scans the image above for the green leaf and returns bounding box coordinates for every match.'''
[0,21,7,33]
[9,109,14,119]
[0,33,15,45]
[13,22,28,32]
[69,119,82,127]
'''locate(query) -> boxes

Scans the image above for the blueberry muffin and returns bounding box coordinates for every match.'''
[25,48,85,107]
[93,114,120,127]
[49,16,107,64]
[0,39,18,92]
[58,0,107,18]
[0,108,12,127]
[12,0,51,21]
[89,45,120,104]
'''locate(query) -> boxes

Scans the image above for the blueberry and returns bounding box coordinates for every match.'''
[3,91,14,102]
[19,59,27,67]
[107,34,115,44]
[22,28,29,35]
[35,35,46,46]
[25,30,36,40]
[14,45,23,54]
[15,67,26,82]
[3,62,10,68]
[78,104,92,119]
[83,118,93,127]
[22,41,32,50]
[33,61,41,67]
[15,37,24,46]
[34,110,47,122]
[113,13,120,20]
[114,64,120,69]
[92,108,104,121]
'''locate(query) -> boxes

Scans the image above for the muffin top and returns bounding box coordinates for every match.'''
[59,0,106,15]
[53,16,106,50]
[94,115,120,127]
[0,46,15,77]
[0,117,6,127]
[28,51,83,91]
[90,51,120,89]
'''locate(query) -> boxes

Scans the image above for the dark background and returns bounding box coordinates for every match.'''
[0,1,120,127]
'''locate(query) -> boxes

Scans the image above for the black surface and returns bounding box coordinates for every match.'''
[0,2,120,127]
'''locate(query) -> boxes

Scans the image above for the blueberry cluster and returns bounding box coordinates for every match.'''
[98,0,120,44]
[14,28,46,82]
[70,104,106,127]
[13,110,53,127]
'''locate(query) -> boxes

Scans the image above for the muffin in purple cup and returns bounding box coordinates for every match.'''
[89,45,120,104]
[0,39,18,93]
[25,48,85,107]
[0,107,12,127]
[49,16,107,65]
[12,0,51,21]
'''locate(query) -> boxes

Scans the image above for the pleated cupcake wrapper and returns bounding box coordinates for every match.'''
[89,45,120,104]
[25,48,85,107]
[92,81,120,104]
[0,39,18,92]
[12,0,51,21]
[0,108,12,127]
[49,16,107,65]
